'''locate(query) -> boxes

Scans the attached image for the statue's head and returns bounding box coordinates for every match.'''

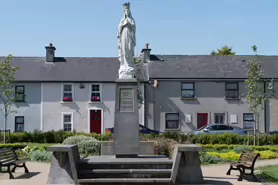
[123,2,131,17]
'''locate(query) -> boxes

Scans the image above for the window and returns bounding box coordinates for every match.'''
[225,82,239,99]
[165,113,179,129]
[15,85,25,102]
[217,125,230,130]
[181,82,195,98]
[63,113,73,131]
[15,116,24,132]
[214,113,225,124]
[208,125,218,131]
[63,84,73,101]
[243,113,255,130]
[91,84,101,102]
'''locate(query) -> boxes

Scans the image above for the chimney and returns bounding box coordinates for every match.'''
[45,43,56,62]
[141,43,151,63]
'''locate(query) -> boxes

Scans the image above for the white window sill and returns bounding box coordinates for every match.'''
[60,101,75,104]
[88,101,102,104]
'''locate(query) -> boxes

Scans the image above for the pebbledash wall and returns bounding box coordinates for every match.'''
[1,82,144,133]
[0,83,42,132]
[42,82,144,133]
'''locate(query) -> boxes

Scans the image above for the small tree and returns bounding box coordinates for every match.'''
[211,45,236,56]
[0,55,19,143]
[244,45,268,146]
[133,55,144,108]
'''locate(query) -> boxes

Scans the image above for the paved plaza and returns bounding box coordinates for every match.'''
[0,159,278,185]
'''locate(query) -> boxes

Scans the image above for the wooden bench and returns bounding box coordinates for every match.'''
[226,151,260,181]
[0,147,29,179]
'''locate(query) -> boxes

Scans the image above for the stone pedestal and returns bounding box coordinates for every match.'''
[171,144,203,184]
[114,78,140,158]
[47,145,80,185]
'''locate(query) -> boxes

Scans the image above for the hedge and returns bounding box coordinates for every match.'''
[199,144,278,152]
[143,132,278,145]
[0,130,277,145]
[0,130,112,144]
[0,143,27,149]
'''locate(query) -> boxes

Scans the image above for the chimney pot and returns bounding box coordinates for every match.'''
[146,43,149,49]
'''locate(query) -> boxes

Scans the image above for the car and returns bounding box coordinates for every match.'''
[193,124,247,136]
[268,129,278,135]
[105,124,162,135]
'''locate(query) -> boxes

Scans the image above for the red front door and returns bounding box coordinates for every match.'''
[90,110,102,134]
[197,113,208,129]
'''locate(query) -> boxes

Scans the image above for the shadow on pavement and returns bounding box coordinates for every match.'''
[16,172,41,179]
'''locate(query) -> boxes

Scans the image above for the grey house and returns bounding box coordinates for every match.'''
[141,47,278,133]
[0,44,146,133]
[1,43,278,134]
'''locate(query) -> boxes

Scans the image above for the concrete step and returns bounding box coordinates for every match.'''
[78,155,173,170]
[78,163,173,170]
[78,169,172,179]
[78,178,171,184]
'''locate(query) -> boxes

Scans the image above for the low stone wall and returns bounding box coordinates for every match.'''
[101,141,154,155]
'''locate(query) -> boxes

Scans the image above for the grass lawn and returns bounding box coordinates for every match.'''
[257,165,278,182]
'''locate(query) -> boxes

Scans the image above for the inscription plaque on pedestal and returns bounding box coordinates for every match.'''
[119,88,134,112]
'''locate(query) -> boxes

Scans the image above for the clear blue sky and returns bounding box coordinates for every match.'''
[0,0,277,57]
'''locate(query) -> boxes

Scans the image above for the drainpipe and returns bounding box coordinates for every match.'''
[264,80,267,133]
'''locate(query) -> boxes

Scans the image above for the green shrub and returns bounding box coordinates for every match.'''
[153,138,177,158]
[207,151,241,161]
[62,135,96,145]
[256,151,278,159]
[78,140,101,158]
[62,135,100,158]
[233,145,253,154]
[0,143,27,149]
[29,150,52,162]
[200,152,226,164]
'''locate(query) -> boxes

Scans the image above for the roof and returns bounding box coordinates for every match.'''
[2,55,278,82]
[6,57,119,82]
[148,55,278,79]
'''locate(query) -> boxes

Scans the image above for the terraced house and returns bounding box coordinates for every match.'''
[0,44,145,134]
[1,44,278,134]
[142,47,278,133]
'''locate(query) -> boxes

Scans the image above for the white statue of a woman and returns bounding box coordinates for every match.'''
[117,2,136,79]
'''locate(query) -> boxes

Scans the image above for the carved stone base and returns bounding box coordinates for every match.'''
[118,65,135,79]
[171,144,203,184]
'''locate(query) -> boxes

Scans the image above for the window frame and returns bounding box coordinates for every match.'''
[214,113,225,124]
[61,112,73,132]
[14,116,24,132]
[62,83,74,102]
[181,82,195,98]
[225,82,239,99]
[243,113,255,130]
[89,83,102,102]
[15,85,25,102]
[165,113,180,130]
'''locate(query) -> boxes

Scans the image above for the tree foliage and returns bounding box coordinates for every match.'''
[244,45,270,145]
[133,55,144,108]
[0,55,19,143]
[211,45,236,56]
[244,45,267,113]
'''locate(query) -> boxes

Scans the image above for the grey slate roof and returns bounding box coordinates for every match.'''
[1,55,278,82]
[149,55,278,79]
[6,57,119,82]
